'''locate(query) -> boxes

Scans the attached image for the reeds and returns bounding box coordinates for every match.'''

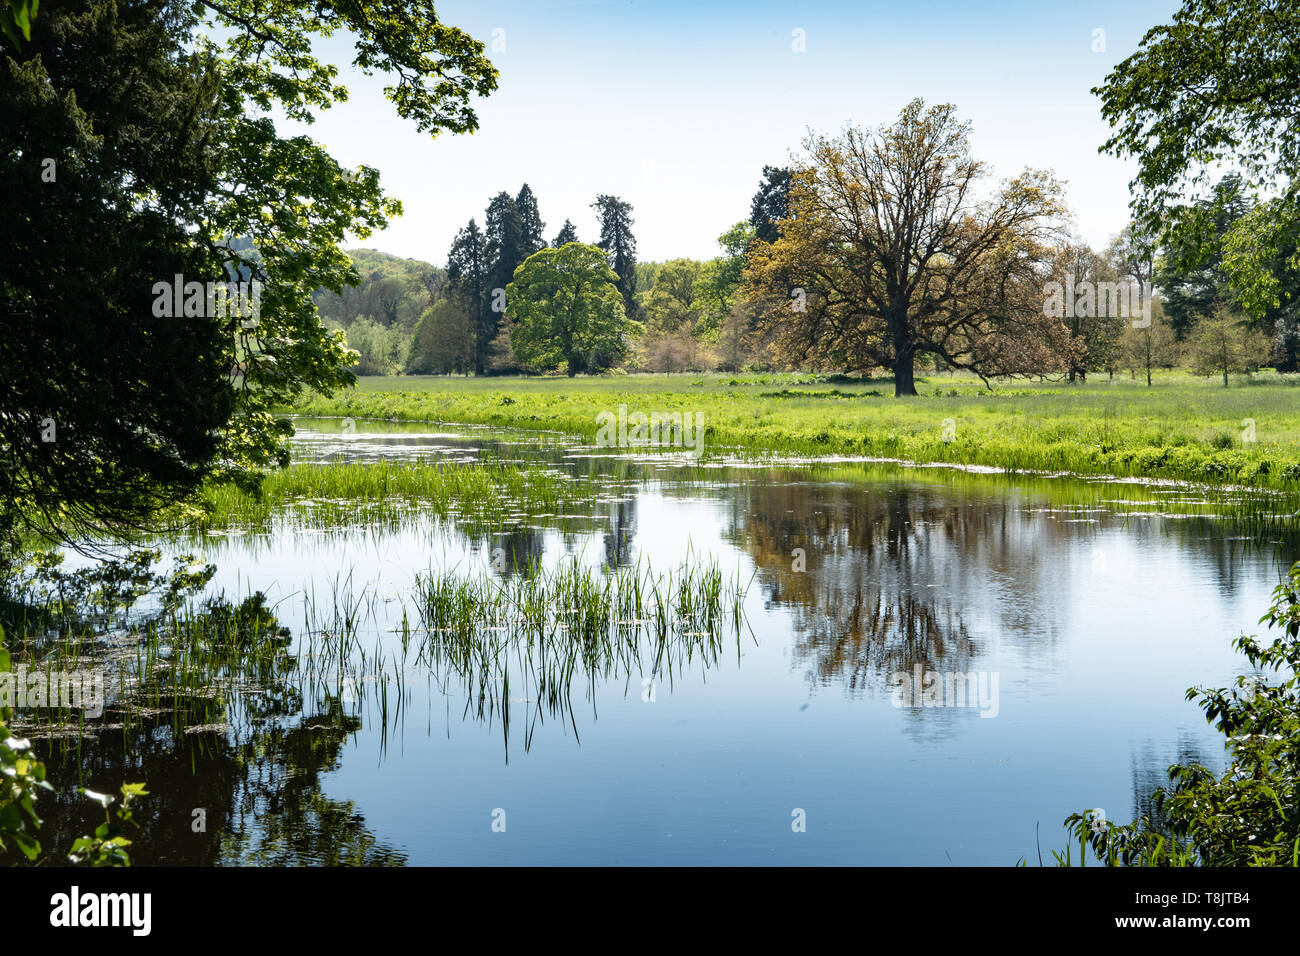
[7,553,750,763]
[407,554,749,753]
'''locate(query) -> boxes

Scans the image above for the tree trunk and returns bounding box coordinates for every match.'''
[893,350,917,396]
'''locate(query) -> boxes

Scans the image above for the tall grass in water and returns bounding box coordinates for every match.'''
[410,555,749,755]
[197,460,626,532]
[7,551,750,763]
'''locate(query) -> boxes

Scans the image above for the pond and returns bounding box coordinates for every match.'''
[23,418,1300,865]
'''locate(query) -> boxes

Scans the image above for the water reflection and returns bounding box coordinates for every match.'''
[11,421,1298,865]
[24,696,406,866]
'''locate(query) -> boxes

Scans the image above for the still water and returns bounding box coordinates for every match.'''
[28,419,1299,865]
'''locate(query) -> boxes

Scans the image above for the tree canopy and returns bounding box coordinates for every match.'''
[745,100,1074,395]
[1095,0,1300,368]
[507,243,635,376]
[1,0,497,545]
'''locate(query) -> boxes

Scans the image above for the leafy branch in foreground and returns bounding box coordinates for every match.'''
[68,784,149,867]
[0,0,37,46]
[1043,561,1300,866]
[0,642,50,862]
[2,1,498,548]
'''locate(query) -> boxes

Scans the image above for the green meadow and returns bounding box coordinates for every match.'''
[290,371,1300,490]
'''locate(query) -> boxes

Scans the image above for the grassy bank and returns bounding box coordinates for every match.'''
[197,460,624,531]
[289,371,1300,490]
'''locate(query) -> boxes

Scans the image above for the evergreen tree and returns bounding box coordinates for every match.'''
[515,183,547,256]
[484,192,527,354]
[591,194,638,318]
[446,218,492,374]
[749,165,792,245]
[553,219,579,247]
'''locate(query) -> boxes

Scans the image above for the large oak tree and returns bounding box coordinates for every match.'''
[745,100,1075,395]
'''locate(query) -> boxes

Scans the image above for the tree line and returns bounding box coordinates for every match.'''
[329,138,1287,392]
[321,167,788,377]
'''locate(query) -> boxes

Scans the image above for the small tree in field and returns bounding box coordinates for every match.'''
[1122,307,1179,386]
[507,243,636,376]
[1186,309,1271,386]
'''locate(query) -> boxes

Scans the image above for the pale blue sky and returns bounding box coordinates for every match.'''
[290,0,1182,265]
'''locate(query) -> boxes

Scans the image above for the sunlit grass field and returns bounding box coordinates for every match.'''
[290,370,1300,489]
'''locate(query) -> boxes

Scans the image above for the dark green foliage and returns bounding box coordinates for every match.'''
[1,0,498,543]
[446,218,493,374]
[748,165,791,245]
[515,183,547,257]
[484,192,528,364]
[1,0,235,544]
[591,194,638,318]
[553,219,579,247]
[1154,174,1252,337]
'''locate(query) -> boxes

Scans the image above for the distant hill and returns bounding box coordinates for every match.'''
[312,249,446,375]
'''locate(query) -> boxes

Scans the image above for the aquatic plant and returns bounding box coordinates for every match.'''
[197,460,629,534]
[409,555,749,753]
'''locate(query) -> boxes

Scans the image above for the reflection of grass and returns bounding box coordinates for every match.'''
[198,460,628,531]
[792,460,1300,535]
[290,371,1300,489]
[8,592,296,743]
